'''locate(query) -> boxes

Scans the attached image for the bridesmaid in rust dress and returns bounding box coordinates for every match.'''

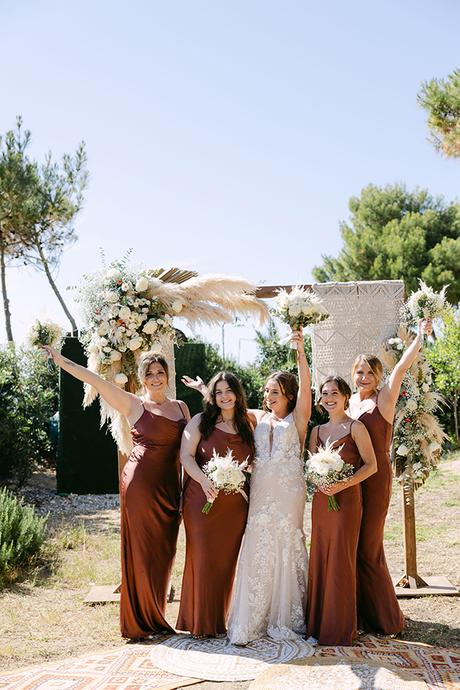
[307,376,377,646]
[44,347,190,639]
[177,371,255,638]
[349,319,432,635]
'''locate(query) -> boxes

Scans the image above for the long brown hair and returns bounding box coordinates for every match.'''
[199,371,255,455]
[263,371,298,414]
[138,352,169,383]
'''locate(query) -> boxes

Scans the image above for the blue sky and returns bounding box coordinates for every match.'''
[1,0,459,362]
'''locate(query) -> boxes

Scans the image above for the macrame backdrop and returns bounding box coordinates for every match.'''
[310,280,405,390]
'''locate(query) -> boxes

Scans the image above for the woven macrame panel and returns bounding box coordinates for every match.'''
[310,280,404,390]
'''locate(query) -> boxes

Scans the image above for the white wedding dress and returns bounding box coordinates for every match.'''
[227,412,308,645]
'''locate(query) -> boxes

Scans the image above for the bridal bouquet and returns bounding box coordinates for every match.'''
[28,319,64,349]
[273,286,329,361]
[403,280,448,324]
[201,449,248,514]
[305,440,355,511]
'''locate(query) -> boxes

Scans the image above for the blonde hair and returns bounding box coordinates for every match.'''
[351,354,383,390]
[138,352,169,384]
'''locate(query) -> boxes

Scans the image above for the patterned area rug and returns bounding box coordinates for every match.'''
[248,657,428,689]
[0,645,201,690]
[149,633,315,681]
[316,635,460,690]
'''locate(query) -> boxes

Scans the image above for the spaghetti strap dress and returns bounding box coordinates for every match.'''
[306,422,362,646]
[177,428,252,637]
[357,399,404,634]
[120,402,186,639]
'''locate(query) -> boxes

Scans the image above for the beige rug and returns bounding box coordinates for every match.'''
[248,657,428,689]
[0,644,201,690]
[150,633,314,681]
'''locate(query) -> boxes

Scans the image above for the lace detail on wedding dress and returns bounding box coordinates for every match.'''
[228,413,308,645]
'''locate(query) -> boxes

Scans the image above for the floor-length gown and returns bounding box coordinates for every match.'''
[177,428,252,637]
[228,412,308,645]
[120,404,186,639]
[306,423,362,646]
[357,401,404,634]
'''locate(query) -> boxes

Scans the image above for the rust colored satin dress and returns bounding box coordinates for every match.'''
[120,404,186,639]
[357,403,404,634]
[177,428,252,637]
[306,423,362,646]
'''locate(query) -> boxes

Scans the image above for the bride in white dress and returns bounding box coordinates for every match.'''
[227,331,311,644]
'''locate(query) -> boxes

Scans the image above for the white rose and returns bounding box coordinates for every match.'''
[118,306,131,321]
[397,343,404,350]
[143,319,158,334]
[114,373,128,385]
[97,321,110,336]
[128,338,142,351]
[422,383,430,392]
[172,300,183,314]
[405,399,417,412]
[88,342,99,354]
[110,350,122,361]
[99,337,108,346]
[106,291,119,303]
[135,276,149,292]
[397,444,409,456]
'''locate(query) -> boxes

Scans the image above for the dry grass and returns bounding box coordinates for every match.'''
[0,454,459,674]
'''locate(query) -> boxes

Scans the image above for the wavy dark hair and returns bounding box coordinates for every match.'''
[319,375,352,410]
[199,371,255,456]
[263,371,298,414]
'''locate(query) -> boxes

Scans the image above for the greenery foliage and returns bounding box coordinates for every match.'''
[425,310,460,445]
[312,184,460,304]
[0,345,59,483]
[418,68,460,158]
[0,487,48,588]
[0,117,87,340]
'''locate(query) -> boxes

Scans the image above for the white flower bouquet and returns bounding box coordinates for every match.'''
[75,258,176,390]
[201,449,248,514]
[28,319,64,349]
[305,439,355,511]
[404,280,448,323]
[272,285,329,361]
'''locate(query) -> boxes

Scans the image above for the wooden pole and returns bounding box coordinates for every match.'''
[395,481,428,588]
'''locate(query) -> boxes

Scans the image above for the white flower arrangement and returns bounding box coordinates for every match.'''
[404,280,448,323]
[73,254,268,454]
[380,327,446,491]
[273,285,329,330]
[28,319,64,349]
[75,259,177,394]
[201,449,249,514]
[305,439,355,511]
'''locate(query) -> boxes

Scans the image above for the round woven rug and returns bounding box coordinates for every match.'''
[248,657,428,690]
[149,634,314,681]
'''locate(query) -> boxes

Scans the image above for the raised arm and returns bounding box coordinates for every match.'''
[378,319,432,422]
[43,345,141,419]
[180,414,218,503]
[322,421,377,495]
[292,331,312,441]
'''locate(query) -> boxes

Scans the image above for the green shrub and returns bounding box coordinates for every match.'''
[0,487,48,588]
[0,344,59,483]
